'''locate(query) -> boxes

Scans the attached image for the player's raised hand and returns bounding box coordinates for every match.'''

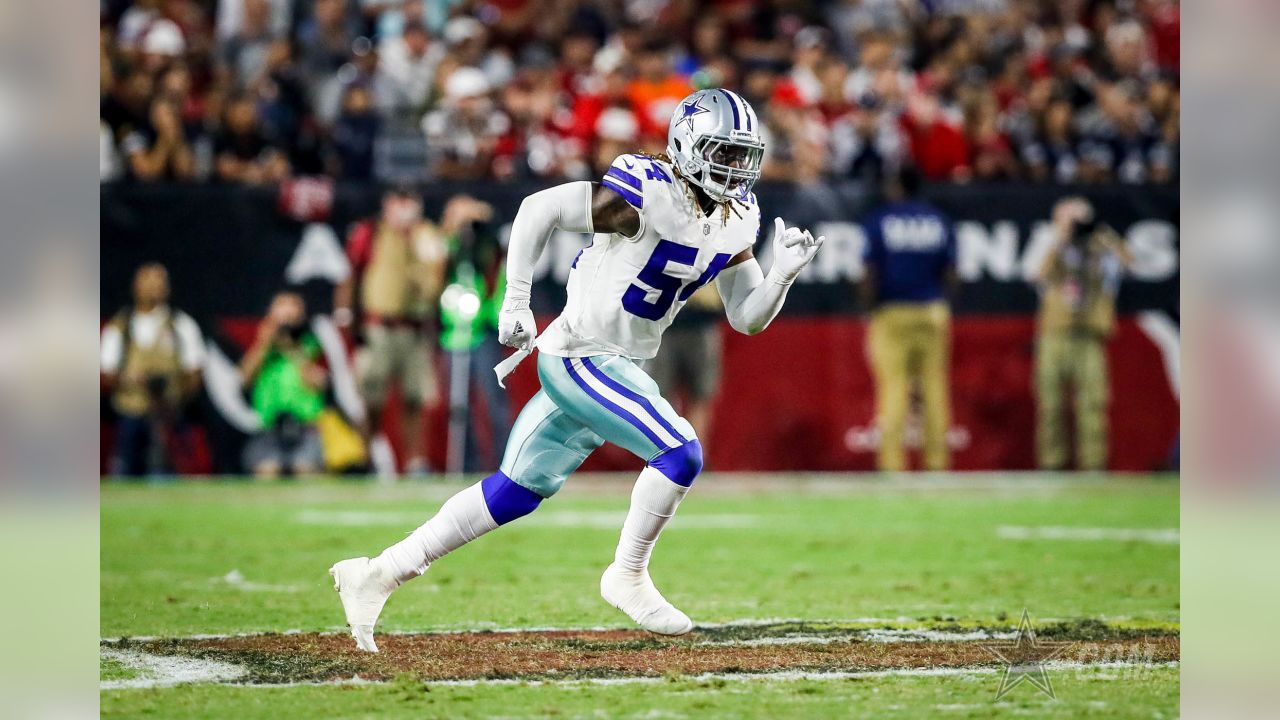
[498,296,537,351]
[771,216,825,281]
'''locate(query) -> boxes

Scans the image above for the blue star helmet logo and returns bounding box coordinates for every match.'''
[678,97,708,130]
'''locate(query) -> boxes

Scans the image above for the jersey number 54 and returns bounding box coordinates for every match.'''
[622,239,732,321]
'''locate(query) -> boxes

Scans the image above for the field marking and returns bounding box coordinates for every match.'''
[996,525,1180,544]
[98,645,1178,692]
[294,509,759,529]
[696,628,1016,646]
[101,615,1179,645]
[97,619,996,644]
[101,648,246,690]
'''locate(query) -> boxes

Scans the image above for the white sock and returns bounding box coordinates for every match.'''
[613,466,690,573]
[372,481,497,584]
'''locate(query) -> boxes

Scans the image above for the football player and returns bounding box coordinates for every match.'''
[330,89,824,651]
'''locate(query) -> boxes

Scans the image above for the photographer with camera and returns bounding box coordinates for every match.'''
[101,263,206,477]
[1034,197,1134,471]
[238,291,328,478]
[436,195,510,474]
[335,186,448,477]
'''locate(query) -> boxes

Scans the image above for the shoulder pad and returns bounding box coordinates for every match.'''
[601,154,679,210]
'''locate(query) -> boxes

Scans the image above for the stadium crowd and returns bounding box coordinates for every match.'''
[100,0,1179,186]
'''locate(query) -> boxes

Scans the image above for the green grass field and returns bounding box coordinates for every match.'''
[100,473,1179,718]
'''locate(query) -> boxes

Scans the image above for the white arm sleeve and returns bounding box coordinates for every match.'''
[716,257,795,335]
[504,181,594,301]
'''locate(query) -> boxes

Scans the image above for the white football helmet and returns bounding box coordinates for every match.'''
[666,88,765,202]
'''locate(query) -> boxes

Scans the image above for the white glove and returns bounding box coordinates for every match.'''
[498,296,536,351]
[770,216,825,282]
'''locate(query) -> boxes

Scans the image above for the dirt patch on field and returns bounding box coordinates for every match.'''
[103,622,1178,685]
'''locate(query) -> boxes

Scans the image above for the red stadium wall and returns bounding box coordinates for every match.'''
[497,314,1179,474]
[103,313,1177,475]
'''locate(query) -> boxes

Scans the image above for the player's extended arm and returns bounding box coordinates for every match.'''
[498,183,640,350]
[716,217,824,335]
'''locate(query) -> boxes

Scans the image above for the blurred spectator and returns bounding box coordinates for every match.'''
[1021,97,1083,183]
[648,285,723,446]
[316,36,402,125]
[296,0,359,95]
[760,84,826,183]
[901,92,971,182]
[626,39,692,142]
[860,168,958,472]
[218,0,279,88]
[101,264,205,477]
[335,187,446,476]
[379,20,443,111]
[329,85,380,180]
[1034,197,1133,472]
[565,50,635,156]
[237,291,328,478]
[1078,82,1164,184]
[96,0,1178,186]
[252,39,325,173]
[844,34,912,109]
[216,0,291,42]
[101,68,156,148]
[675,16,728,78]
[591,107,641,176]
[965,94,1017,181]
[786,26,830,106]
[214,94,291,183]
[121,98,196,181]
[846,93,906,183]
[443,16,514,90]
[436,197,511,472]
[422,67,511,180]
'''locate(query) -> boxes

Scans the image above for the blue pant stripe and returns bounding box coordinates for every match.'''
[562,357,667,448]
[579,357,683,443]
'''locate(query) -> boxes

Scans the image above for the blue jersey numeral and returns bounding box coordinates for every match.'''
[644,162,673,183]
[621,240,732,320]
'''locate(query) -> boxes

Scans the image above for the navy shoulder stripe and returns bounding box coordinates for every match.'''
[601,175,643,209]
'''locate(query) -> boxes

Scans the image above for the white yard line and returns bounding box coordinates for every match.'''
[996,525,1180,544]
[98,620,987,644]
[101,648,247,690]
[101,617,1175,644]
[696,628,1016,646]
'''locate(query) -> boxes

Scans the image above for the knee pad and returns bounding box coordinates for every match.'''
[648,439,704,487]
[480,471,544,525]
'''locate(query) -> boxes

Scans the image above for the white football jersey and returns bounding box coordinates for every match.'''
[538,154,761,360]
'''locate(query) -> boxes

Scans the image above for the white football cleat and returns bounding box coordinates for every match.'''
[329,557,398,652]
[600,563,694,636]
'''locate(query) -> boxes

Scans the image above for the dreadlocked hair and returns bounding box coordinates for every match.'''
[633,150,747,227]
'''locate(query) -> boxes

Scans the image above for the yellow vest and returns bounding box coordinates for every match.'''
[1037,238,1119,339]
[360,221,446,320]
[109,311,186,417]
